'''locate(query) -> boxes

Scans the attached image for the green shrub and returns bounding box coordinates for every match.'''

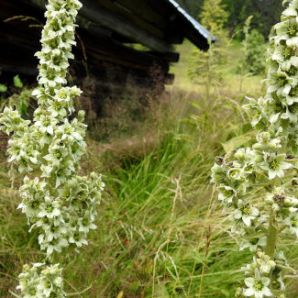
[245,29,266,75]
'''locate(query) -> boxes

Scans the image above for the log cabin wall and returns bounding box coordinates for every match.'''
[0,0,214,115]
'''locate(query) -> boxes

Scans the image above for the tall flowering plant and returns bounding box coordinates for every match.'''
[211,0,298,297]
[0,0,104,296]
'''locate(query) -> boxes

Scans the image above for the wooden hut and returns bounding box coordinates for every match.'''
[0,0,214,103]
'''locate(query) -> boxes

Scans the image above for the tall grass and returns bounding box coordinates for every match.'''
[0,85,247,297]
[1,42,298,297]
[63,89,248,297]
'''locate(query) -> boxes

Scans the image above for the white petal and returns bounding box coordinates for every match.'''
[243,215,252,227]
[244,278,255,287]
[262,287,272,297]
[243,288,254,297]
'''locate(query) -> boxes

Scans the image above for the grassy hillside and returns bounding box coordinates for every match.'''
[1,42,298,297]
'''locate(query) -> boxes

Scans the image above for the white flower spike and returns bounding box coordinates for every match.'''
[212,0,298,296]
[0,0,104,296]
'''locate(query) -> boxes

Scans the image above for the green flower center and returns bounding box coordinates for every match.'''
[254,281,264,290]
[269,159,280,170]
[243,207,251,215]
[287,21,297,36]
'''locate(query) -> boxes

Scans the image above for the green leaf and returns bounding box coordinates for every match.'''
[18,98,28,117]
[13,75,23,89]
[154,283,170,298]
[0,84,7,93]
[222,132,255,153]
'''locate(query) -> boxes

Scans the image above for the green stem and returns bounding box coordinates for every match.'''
[265,211,278,258]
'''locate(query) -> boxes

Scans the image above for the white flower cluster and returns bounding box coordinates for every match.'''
[238,251,286,298]
[0,0,104,256]
[212,0,298,296]
[248,0,298,147]
[0,0,104,296]
[18,173,103,255]
[17,263,65,298]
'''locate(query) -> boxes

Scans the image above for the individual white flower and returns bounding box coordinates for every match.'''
[255,251,276,274]
[39,235,69,256]
[240,237,267,252]
[69,232,88,248]
[284,212,298,237]
[218,185,237,205]
[38,204,61,219]
[257,152,292,180]
[233,202,259,227]
[243,277,272,298]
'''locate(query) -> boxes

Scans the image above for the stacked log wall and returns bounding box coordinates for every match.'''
[0,0,190,111]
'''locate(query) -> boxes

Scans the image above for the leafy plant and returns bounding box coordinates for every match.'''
[0,75,27,115]
[200,0,229,37]
[188,0,229,100]
[188,43,224,100]
[237,16,266,91]
[245,29,266,75]
[8,88,33,118]
[13,75,24,89]
[0,83,7,93]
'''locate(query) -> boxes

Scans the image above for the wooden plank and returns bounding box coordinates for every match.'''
[24,0,173,52]
[92,0,166,39]
[110,0,185,44]
[115,0,167,28]
[97,0,184,45]
[165,73,175,85]
[80,0,172,52]
[81,32,169,72]
[147,51,180,63]
[0,63,37,76]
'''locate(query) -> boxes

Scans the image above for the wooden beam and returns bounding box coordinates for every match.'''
[78,19,112,39]
[80,0,172,53]
[115,0,167,29]
[147,51,180,63]
[93,0,166,39]
[0,64,37,76]
[149,0,211,51]
[81,32,169,72]
[99,1,184,45]
[165,73,175,85]
[23,0,172,53]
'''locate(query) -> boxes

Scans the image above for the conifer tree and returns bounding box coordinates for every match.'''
[188,0,228,99]
[200,0,228,37]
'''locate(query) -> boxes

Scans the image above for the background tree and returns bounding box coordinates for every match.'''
[178,0,283,40]
[238,16,266,82]
[245,29,266,75]
[188,0,229,99]
[217,0,283,39]
[176,0,203,17]
[200,0,229,37]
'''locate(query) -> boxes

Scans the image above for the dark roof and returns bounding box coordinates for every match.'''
[165,0,216,50]
[78,0,215,52]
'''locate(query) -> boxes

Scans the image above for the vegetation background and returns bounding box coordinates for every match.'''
[1,1,298,298]
[177,0,283,38]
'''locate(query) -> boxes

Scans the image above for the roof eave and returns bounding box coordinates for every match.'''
[165,0,216,50]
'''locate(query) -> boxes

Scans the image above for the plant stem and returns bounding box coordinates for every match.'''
[265,210,278,258]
